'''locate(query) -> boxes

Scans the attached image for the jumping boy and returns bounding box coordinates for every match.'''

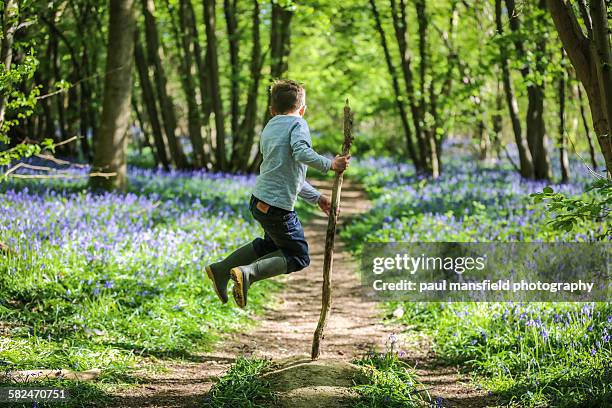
[205,79,350,308]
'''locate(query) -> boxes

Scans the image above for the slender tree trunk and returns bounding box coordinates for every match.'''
[34,21,54,141]
[79,96,92,160]
[526,85,551,180]
[235,0,262,171]
[558,58,570,183]
[134,30,170,170]
[177,0,206,168]
[76,4,93,162]
[492,79,504,159]
[528,0,552,180]
[507,0,550,180]
[90,0,136,191]
[142,0,188,169]
[203,0,227,170]
[415,0,440,176]
[184,0,212,162]
[87,26,100,154]
[186,0,211,124]
[51,36,68,144]
[577,84,598,169]
[478,118,492,161]
[79,53,93,161]
[132,97,159,165]
[495,0,535,178]
[369,0,418,168]
[390,0,426,170]
[67,71,80,157]
[224,0,240,141]
[0,0,17,125]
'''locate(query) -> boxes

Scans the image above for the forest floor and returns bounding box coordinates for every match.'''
[108,180,496,408]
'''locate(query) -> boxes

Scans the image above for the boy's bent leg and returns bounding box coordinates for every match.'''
[230,250,287,308]
[205,242,258,304]
[230,211,309,308]
[252,212,310,273]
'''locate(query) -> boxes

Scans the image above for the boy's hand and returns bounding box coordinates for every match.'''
[331,155,351,173]
[318,195,331,216]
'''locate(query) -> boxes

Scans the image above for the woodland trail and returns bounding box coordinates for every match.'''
[109,179,496,408]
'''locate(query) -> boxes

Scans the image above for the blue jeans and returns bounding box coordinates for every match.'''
[249,195,310,273]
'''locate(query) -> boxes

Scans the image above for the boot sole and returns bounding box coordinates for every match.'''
[205,266,227,304]
[230,267,247,308]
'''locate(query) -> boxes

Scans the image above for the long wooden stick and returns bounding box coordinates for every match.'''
[311,100,354,360]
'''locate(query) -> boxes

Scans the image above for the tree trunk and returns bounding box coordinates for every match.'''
[134,30,170,170]
[390,0,426,170]
[185,0,211,124]
[529,0,552,180]
[75,3,94,162]
[203,0,227,170]
[0,0,17,125]
[132,97,159,165]
[369,0,418,168]
[90,0,136,191]
[235,0,262,171]
[558,58,570,183]
[507,0,551,180]
[526,84,551,180]
[495,0,535,179]
[546,0,612,174]
[177,0,206,168]
[492,79,504,159]
[224,0,240,141]
[51,36,68,145]
[79,51,93,162]
[142,0,188,169]
[415,0,439,176]
[577,84,598,170]
[589,0,612,140]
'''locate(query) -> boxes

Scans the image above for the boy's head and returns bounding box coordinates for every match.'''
[270,79,306,116]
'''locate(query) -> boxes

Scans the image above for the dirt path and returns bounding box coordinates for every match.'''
[109,180,496,408]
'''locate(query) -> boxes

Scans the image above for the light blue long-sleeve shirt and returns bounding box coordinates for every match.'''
[253,115,332,211]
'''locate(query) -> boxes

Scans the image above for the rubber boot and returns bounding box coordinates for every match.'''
[230,250,287,308]
[205,242,258,304]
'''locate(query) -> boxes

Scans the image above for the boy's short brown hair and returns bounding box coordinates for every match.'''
[270,79,305,114]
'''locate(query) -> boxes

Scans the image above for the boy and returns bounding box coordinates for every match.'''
[205,79,350,308]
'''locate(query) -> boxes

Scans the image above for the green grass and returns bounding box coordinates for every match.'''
[353,346,424,408]
[204,357,275,407]
[344,156,612,407]
[385,302,612,407]
[0,168,280,407]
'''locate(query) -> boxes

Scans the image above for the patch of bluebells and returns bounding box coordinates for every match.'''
[347,156,607,243]
[1,166,256,261]
[0,165,261,355]
[347,155,611,406]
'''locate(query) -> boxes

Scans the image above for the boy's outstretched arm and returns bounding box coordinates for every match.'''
[290,121,351,173]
